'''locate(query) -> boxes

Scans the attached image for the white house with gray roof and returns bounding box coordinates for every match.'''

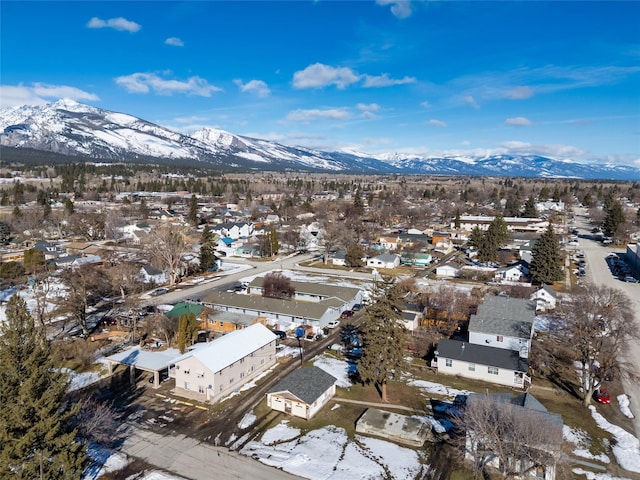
[267,366,337,419]
[169,323,277,404]
[435,339,530,389]
[366,253,400,269]
[468,295,536,358]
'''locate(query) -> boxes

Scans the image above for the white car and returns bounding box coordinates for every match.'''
[326,320,341,329]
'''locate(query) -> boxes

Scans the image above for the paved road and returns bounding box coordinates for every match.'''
[120,426,303,480]
[572,208,640,437]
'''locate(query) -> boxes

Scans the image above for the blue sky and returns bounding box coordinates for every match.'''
[1,1,639,166]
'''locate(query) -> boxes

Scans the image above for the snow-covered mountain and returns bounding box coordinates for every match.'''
[1,99,639,180]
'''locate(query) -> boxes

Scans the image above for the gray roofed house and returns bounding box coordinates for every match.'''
[468,295,536,358]
[247,277,362,305]
[202,291,342,329]
[267,366,337,419]
[465,392,563,479]
[436,338,530,389]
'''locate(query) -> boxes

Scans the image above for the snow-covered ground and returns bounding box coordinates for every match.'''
[573,468,633,480]
[313,355,352,388]
[617,394,635,419]
[241,423,426,480]
[563,425,611,464]
[589,406,640,473]
[407,379,470,399]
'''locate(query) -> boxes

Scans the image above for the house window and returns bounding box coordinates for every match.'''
[240,372,245,378]
[219,321,224,327]
[488,366,499,375]
[229,377,234,384]
[445,359,452,367]
[468,363,475,372]
[198,385,205,394]
[184,382,190,390]
[496,335,504,342]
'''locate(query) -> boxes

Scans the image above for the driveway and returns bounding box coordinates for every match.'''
[573,208,640,437]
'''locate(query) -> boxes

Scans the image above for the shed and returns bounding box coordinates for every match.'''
[267,366,337,419]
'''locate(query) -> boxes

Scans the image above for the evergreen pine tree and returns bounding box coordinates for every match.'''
[199,225,217,272]
[0,295,86,478]
[603,199,626,242]
[477,215,508,263]
[358,276,406,402]
[188,194,198,226]
[522,196,537,218]
[176,312,199,353]
[530,224,564,284]
[468,226,484,250]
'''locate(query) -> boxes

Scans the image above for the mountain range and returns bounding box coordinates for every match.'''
[1,99,639,180]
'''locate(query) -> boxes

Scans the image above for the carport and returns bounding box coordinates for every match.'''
[105,346,183,388]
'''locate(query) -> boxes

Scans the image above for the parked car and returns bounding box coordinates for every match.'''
[624,276,639,283]
[150,287,169,296]
[344,347,362,358]
[272,330,287,340]
[594,389,611,405]
[326,320,341,329]
[351,304,362,311]
[340,310,354,318]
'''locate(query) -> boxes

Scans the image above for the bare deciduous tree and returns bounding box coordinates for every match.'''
[146,224,188,286]
[550,283,638,406]
[73,397,124,447]
[262,272,295,299]
[458,393,564,479]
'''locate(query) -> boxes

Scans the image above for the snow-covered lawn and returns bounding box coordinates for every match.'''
[617,394,634,419]
[241,423,426,480]
[589,405,640,473]
[407,379,470,399]
[83,444,129,480]
[573,468,633,480]
[563,425,610,464]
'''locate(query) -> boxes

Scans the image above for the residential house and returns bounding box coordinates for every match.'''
[165,302,208,326]
[267,366,337,419]
[169,323,277,403]
[436,262,461,278]
[465,392,563,480]
[366,253,401,270]
[493,262,529,284]
[400,252,431,267]
[210,222,254,240]
[139,265,168,285]
[435,339,530,389]
[435,295,536,389]
[32,240,63,260]
[530,285,558,312]
[468,295,536,358]
[378,236,400,251]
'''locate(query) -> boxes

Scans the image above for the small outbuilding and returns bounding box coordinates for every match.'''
[267,366,337,420]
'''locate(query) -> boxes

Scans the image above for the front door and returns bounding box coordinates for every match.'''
[285,399,292,414]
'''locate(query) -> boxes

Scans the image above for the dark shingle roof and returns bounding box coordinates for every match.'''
[469,295,536,338]
[268,366,337,405]
[437,339,528,372]
[469,392,563,430]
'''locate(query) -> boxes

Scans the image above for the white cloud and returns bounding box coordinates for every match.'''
[286,108,349,122]
[356,103,380,112]
[0,83,99,109]
[87,17,141,33]
[420,101,431,108]
[499,140,588,157]
[293,63,360,89]
[234,79,271,97]
[428,119,447,127]
[164,37,184,47]
[174,115,209,124]
[362,73,416,88]
[463,95,480,109]
[504,86,533,99]
[505,116,532,127]
[114,72,221,96]
[376,0,413,19]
